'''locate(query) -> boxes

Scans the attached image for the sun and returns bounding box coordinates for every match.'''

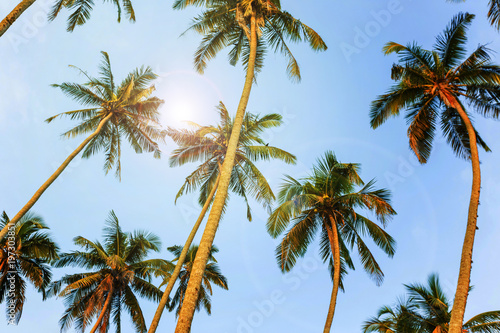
[164,101,197,127]
[155,70,224,128]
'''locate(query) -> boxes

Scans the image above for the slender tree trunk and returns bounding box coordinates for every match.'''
[445,96,481,333]
[324,215,341,333]
[174,14,258,333]
[0,113,113,241]
[0,0,37,38]
[89,284,114,333]
[148,174,220,333]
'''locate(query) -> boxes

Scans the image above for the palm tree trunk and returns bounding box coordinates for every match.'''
[89,284,114,333]
[174,13,258,333]
[446,97,481,333]
[0,0,37,38]
[148,173,220,333]
[0,113,113,241]
[324,215,341,333]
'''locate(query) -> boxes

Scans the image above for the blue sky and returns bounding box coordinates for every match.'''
[1,0,499,332]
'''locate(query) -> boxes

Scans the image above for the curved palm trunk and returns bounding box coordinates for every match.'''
[89,284,114,333]
[324,215,341,333]
[148,174,220,333]
[446,97,481,333]
[0,0,37,38]
[174,14,258,333]
[0,113,113,241]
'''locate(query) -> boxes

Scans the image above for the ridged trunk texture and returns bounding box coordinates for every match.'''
[0,113,113,241]
[323,215,341,333]
[89,283,114,333]
[173,14,258,333]
[0,0,37,38]
[148,174,220,333]
[446,97,481,333]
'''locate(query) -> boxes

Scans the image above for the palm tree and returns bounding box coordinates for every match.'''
[48,211,171,333]
[172,1,326,331]
[267,151,397,333]
[0,51,165,242]
[148,103,295,332]
[163,245,227,319]
[0,0,136,38]
[0,211,59,324]
[363,273,500,333]
[170,103,296,218]
[370,13,500,333]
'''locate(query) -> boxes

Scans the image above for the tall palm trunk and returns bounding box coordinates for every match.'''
[324,215,341,333]
[89,284,114,333]
[0,0,37,38]
[148,174,220,333]
[0,258,5,273]
[174,13,258,333]
[445,96,481,333]
[0,113,113,241]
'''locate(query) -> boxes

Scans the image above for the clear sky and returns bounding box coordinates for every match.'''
[1,0,499,332]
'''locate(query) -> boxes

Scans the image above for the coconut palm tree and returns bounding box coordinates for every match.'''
[370,13,500,333]
[0,211,59,324]
[0,51,165,242]
[172,2,326,330]
[0,0,136,38]
[48,211,171,333]
[363,273,500,333]
[267,151,397,333]
[148,103,295,332]
[163,245,227,319]
[169,102,296,217]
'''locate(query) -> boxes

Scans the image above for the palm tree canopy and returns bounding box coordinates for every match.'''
[162,244,228,318]
[48,0,137,32]
[47,51,166,179]
[174,0,327,81]
[48,211,171,333]
[370,12,500,163]
[363,273,500,333]
[267,151,396,289]
[167,102,296,220]
[0,211,59,324]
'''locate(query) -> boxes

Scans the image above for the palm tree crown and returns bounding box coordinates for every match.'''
[49,0,137,32]
[370,12,499,163]
[363,273,500,333]
[48,211,171,333]
[163,245,228,318]
[0,212,59,324]
[174,0,327,81]
[268,151,396,281]
[167,102,296,220]
[49,51,166,179]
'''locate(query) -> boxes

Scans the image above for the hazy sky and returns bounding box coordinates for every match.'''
[1,0,499,332]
